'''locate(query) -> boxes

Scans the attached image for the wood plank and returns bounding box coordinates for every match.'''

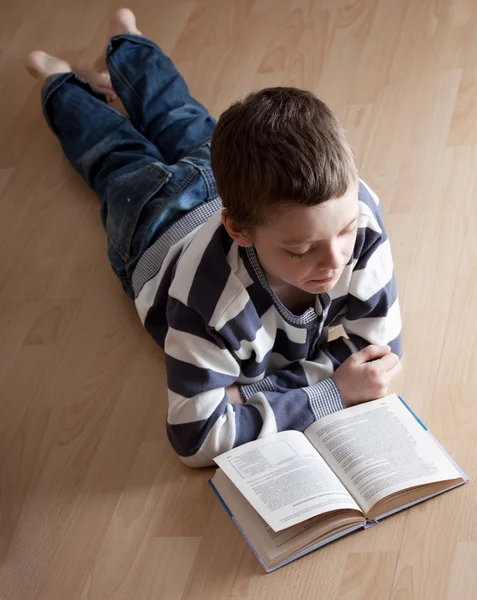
[0,1,475,598]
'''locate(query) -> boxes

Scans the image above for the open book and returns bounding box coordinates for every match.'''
[209,395,468,572]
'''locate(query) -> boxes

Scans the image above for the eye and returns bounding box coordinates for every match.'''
[286,250,310,260]
[340,222,358,236]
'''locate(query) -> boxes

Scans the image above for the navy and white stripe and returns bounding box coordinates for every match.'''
[133,180,402,467]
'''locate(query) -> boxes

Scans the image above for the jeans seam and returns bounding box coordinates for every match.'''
[107,59,144,126]
[202,167,217,199]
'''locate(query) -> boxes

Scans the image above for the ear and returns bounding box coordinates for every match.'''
[221,209,254,247]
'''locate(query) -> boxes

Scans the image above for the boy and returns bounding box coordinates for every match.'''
[26,9,402,468]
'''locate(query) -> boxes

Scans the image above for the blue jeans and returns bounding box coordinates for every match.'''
[42,34,218,297]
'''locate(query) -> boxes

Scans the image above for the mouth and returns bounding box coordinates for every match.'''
[310,274,337,284]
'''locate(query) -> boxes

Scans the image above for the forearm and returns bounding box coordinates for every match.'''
[166,391,263,467]
[342,294,402,357]
[168,375,344,467]
[238,358,345,420]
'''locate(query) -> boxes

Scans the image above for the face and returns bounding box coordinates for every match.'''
[247,185,359,294]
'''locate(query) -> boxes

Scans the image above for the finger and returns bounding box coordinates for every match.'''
[372,352,400,373]
[353,344,391,364]
[383,360,402,383]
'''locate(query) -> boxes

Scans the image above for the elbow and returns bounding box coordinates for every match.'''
[166,406,235,468]
[177,453,216,469]
[166,422,212,466]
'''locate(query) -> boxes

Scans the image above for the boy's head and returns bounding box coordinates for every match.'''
[211,87,359,294]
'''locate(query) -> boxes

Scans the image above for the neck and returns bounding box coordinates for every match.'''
[266,273,316,314]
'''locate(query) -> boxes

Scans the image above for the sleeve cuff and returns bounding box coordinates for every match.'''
[303,378,345,420]
[239,377,274,401]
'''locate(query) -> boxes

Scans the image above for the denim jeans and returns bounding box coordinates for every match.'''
[42,34,218,297]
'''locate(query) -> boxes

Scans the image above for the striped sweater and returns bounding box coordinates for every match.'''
[132,181,402,467]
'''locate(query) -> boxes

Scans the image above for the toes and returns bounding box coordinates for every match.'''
[104,89,118,103]
[76,67,113,91]
[74,67,116,102]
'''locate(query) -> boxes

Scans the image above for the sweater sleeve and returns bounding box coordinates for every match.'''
[332,184,402,360]
[239,185,402,402]
[238,357,344,416]
[314,184,402,375]
[164,298,344,468]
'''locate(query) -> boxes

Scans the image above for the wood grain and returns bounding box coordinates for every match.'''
[0,1,475,598]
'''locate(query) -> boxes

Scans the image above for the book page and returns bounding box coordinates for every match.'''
[304,395,462,515]
[211,470,365,570]
[214,430,361,532]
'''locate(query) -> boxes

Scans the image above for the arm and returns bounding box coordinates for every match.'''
[324,185,402,367]
[239,185,402,405]
[238,353,343,409]
[325,184,403,401]
[164,299,344,468]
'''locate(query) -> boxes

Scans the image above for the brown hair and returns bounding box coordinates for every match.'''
[211,87,357,228]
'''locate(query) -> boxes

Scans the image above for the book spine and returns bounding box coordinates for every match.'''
[398,396,427,430]
[208,479,233,518]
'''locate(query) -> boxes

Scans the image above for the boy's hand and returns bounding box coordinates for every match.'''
[226,384,245,405]
[332,345,401,406]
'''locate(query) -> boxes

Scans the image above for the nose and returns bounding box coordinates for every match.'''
[319,241,342,270]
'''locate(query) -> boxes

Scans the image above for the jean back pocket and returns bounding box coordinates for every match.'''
[104,162,171,261]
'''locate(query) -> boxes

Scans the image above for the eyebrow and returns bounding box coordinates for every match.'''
[281,212,360,246]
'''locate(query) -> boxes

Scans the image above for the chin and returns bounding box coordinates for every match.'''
[318,281,336,292]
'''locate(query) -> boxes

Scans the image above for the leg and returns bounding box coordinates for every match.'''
[26,52,173,296]
[26,51,166,198]
[98,9,216,165]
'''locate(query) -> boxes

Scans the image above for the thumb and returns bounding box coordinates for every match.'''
[353,344,391,364]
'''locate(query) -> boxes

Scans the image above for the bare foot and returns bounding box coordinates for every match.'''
[25,50,116,102]
[94,8,142,72]
[25,51,72,81]
[74,67,117,102]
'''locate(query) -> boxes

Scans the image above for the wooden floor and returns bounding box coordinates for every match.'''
[1,0,476,598]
